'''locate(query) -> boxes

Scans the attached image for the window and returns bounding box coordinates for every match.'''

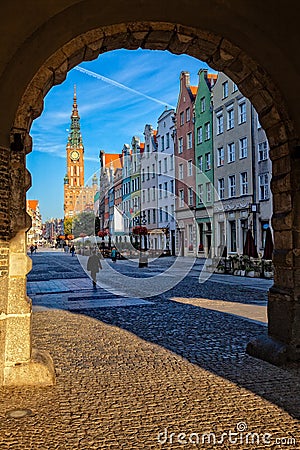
[198,184,203,203]
[188,187,193,206]
[205,152,211,171]
[230,221,237,252]
[217,113,224,134]
[228,142,235,163]
[187,132,192,149]
[217,147,224,166]
[146,166,150,180]
[188,159,193,176]
[206,182,212,203]
[170,180,174,194]
[238,101,246,124]
[259,173,269,200]
[201,97,206,112]
[159,207,163,222]
[159,183,162,199]
[165,205,168,221]
[258,141,268,161]
[227,108,234,129]
[198,155,203,172]
[228,175,236,197]
[164,182,168,197]
[170,154,174,170]
[142,168,145,182]
[152,186,156,200]
[222,80,228,98]
[179,189,184,207]
[142,190,145,203]
[239,137,248,159]
[240,172,248,195]
[205,122,210,140]
[152,209,156,224]
[218,178,225,200]
[164,157,168,173]
[188,224,193,250]
[180,111,184,125]
[170,204,175,221]
[147,209,151,224]
[186,107,190,122]
[166,133,170,148]
[147,188,150,202]
[161,136,165,151]
[179,163,184,179]
[197,126,203,144]
[158,161,161,175]
[233,83,238,92]
[178,137,183,153]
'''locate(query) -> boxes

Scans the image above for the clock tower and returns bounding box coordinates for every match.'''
[64,86,85,218]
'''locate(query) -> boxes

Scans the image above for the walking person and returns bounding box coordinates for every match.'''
[87,250,102,288]
[111,246,117,263]
[70,244,75,257]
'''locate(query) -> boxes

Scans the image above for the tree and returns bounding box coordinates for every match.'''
[72,211,96,237]
[64,217,73,236]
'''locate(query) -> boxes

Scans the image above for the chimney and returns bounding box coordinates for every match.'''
[180,71,190,88]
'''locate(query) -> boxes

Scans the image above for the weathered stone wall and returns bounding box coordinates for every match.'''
[0,20,298,384]
[0,146,10,386]
[269,145,300,360]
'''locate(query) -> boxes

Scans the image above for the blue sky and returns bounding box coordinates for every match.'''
[27,49,215,220]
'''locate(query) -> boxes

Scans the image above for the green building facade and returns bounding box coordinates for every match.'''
[194,69,216,256]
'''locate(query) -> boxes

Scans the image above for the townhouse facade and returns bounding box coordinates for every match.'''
[174,71,198,257]
[26,200,43,245]
[212,72,272,256]
[95,71,272,260]
[141,125,158,249]
[194,69,217,257]
[121,143,132,237]
[43,218,64,243]
[156,108,176,255]
[98,150,122,236]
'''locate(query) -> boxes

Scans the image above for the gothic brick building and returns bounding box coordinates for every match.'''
[63,87,98,219]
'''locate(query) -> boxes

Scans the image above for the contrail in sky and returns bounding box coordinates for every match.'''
[75,66,175,109]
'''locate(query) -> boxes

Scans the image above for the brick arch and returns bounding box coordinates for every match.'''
[4,21,299,386]
[12,22,294,146]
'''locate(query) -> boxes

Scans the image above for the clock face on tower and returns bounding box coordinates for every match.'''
[70,150,80,161]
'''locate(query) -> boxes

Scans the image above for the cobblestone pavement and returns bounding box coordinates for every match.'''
[0,250,299,449]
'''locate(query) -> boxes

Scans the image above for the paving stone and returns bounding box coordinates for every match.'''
[0,250,299,448]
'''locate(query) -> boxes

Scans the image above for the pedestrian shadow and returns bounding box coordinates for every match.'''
[28,252,300,420]
[72,297,300,420]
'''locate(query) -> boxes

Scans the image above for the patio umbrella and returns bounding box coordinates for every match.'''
[263,227,273,260]
[222,245,227,258]
[243,229,258,258]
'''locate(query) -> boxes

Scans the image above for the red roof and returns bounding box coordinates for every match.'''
[190,86,198,96]
[27,200,38,211]
[104,153,123,169]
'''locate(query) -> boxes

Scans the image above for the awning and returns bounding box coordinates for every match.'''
[148,228,165,234]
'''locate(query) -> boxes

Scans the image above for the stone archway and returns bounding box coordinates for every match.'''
[2,21,299,385]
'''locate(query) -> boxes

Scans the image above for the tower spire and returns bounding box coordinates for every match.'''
[68,85,82,148]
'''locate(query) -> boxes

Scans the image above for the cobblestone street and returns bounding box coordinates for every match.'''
[0,250,299,449]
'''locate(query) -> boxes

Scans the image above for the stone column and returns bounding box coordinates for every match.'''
[0,131,55,386]
[247,142,300,365]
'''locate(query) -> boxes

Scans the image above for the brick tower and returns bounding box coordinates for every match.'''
[64,85,85,218]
